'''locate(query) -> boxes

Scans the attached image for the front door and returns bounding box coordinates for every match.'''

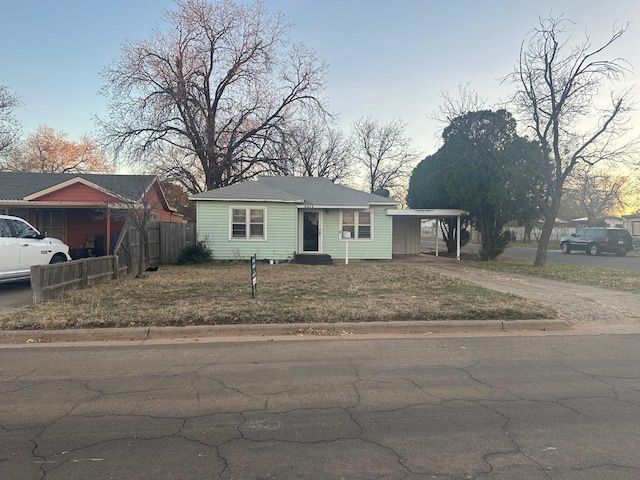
[302,211,322,253]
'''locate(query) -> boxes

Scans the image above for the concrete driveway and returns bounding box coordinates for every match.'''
[393,253,640,328]
[0,280,32,314]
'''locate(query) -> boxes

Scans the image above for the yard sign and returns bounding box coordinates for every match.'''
[251,254,257,298]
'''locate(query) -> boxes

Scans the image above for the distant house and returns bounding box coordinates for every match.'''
[571,216,625,229]
[190,176,465,261]
[623,213,640,246]
[0,172,182,258]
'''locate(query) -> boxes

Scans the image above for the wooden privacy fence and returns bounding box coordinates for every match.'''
[114,221,196,273]
[31,256,126,304]
[159,222,196,263]
[30,222,195,303]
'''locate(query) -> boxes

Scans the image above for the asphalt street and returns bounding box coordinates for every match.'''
[503,246,640,271]
[1,334,639,479]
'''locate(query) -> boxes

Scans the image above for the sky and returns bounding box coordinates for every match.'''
[1,0,640,163]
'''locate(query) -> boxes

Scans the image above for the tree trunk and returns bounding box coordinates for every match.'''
[440,219,457,254]
[533,204,560,267]
[136,227,146,278]
[523,221,533,243]
[137,238,145,278]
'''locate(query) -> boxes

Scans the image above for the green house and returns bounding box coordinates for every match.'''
[190,176,465,262]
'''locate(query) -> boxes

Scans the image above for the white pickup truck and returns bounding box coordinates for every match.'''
[0,214,71,283]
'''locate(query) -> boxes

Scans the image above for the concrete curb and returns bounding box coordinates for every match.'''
[0,319,571,344]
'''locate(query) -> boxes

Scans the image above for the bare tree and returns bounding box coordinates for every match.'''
[148,144,207,194]
[433,83,487,136]
[506,16,636,266]
[0,84,20,158]
[267,118,352,181]
[351,117,418,195]
[99,0,327,192]
[564,166,630,224]
[97,176,163,278]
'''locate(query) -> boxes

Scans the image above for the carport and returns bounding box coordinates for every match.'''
[387,209,466,260]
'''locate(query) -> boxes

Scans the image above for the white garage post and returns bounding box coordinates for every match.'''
[457,215,461,261]
[435,220,439,257]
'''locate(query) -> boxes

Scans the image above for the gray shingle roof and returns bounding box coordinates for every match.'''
[190,176,400,208]
[190,181,302,203]
[0,172,157,201]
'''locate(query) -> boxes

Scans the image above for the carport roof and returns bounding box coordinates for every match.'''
[386,208,466,218]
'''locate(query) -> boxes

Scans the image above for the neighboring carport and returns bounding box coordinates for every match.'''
[387,209,467,260]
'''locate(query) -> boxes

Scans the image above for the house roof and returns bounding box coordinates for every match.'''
[0,172,158,202]
[190,176,400,208]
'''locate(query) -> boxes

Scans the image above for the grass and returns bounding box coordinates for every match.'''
[470,257,640,293]
[0,263,554,330]
[503,241,639,257]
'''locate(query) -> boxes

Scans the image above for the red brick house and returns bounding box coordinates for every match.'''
[0,172,183,258]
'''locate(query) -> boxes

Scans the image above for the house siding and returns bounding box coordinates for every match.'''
[35,183,120,202]
[392,216,421,254]
[196,201,298,260]
[315,206,393,260]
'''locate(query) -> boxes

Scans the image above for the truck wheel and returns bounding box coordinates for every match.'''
[49,254,67,264]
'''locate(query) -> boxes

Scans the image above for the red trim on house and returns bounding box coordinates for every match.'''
[33,183,121,203]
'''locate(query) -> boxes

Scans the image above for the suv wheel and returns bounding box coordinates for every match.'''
[588,244,600,256]
[560,242,571,254]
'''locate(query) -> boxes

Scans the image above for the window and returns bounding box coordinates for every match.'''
[341,210,372,240]
[7,218,39,238]
[358,211,371,239]
[42,210,64,241]
[231,207,265,240]
[0,219,11,237]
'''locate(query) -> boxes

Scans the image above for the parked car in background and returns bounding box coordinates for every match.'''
[560,227,634,256]
[0,215,71,283]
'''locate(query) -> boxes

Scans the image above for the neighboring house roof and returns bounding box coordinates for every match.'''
[0,172,158,202]
[190,176,400,208]
[572,216,623,222]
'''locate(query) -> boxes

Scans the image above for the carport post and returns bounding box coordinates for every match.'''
[457,215,461,261]
[435,220,439,257]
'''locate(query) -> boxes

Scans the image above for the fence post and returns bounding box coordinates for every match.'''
[81,259,88,288]
[31,265,43,304]
[113,255,120,279]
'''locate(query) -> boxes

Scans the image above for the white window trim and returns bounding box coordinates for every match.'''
[339,209,373,241]
[229,206,267,241]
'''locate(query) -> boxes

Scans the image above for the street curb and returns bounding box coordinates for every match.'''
[0,319,571,344]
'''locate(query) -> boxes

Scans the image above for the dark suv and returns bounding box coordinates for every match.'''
[560,228,633,256]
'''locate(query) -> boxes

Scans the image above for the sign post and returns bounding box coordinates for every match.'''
[343,231,351,265]
[250,254,257,298]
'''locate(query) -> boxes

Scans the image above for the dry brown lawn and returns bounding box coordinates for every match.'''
[472,258,640,293]
[0,262,554,330]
